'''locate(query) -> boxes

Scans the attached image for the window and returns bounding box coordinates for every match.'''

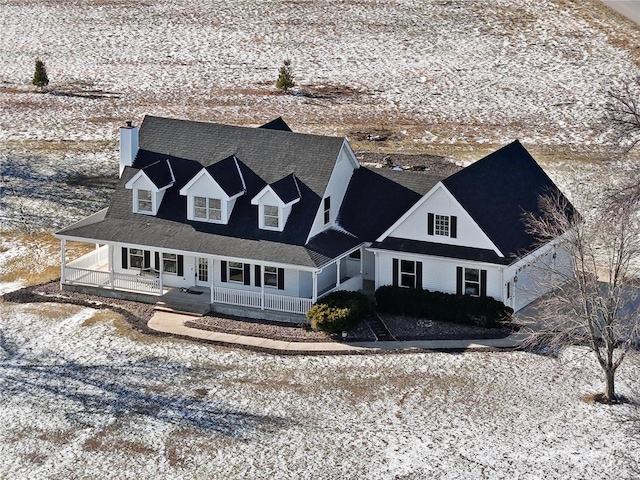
[400,260,417,288]
[228,262,244,283]
[264,266,278,287]
[137,189,152,212]
[428,213,457,238]
[194,196,221,221]
[264,205,279,228]
[434,214,449,236]
[129,248,144,269]
[464,268,480,296]
[163,253,177,274]
[323,197,331,224]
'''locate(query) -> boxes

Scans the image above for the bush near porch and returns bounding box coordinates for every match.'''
[307,291,371,334]
[375,286,513,328]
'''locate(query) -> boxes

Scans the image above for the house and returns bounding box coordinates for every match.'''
[55,115,571,319]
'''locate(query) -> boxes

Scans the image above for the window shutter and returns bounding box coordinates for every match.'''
[416,261,423,289]
[155,252,160,270]
[450,216,457,238]
[427,213,434,235]
[255,265,261,287]
[456,267,463,295]
[221,261,227,282]
[177,255,184,277]
[121,247,128,269]
[277,268,285,290]
[480,269,487,297]
[392,259,399,287]
[243,263,251,286]
[143,250,151,269]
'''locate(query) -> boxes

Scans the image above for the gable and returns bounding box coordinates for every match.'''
[442,140,570,257]
[380,183,500,254]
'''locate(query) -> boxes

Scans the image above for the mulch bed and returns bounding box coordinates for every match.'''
[2,281,515,343]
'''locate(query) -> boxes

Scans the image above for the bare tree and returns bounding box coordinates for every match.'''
[522,183,640,403]
[606,76,640,151]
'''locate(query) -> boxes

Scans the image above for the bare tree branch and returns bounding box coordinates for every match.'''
[522,179,640,402]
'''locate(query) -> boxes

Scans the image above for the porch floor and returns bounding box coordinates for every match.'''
[155,286,212,316]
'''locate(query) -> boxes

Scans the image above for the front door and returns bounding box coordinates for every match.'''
[196,257,209,286]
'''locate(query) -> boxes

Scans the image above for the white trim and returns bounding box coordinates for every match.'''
[375,182,503,257]
[55,237,323,273]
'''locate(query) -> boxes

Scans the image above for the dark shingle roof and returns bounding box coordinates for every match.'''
[270,174,301,204]
[205,156,245,197]
[137,115,343,197]
[142,159,174,189]
[442,140,571,258]
[338,167,444,241]
[371,237,512,265]
[259,117,292,132]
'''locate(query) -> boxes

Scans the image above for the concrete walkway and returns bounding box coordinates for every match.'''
[148,311,529,354]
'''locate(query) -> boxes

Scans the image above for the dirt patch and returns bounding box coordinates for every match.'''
[356,151,463,176]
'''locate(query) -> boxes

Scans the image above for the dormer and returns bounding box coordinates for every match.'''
[179,155,246,224]
[124,159,175,215]
[251,174,301,232]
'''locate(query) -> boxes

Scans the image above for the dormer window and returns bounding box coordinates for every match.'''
[180,156,246,225]
[264,205,279,228]
[194,197,222,221]
[137,189,153,213]
[125,159,175,216]
[251,174,301,232]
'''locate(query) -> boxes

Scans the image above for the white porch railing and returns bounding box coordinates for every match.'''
[63,266,162,295]
[213,286,262,308]
[67,245,109,269]
[213,286,312,315]
[265,292,313,315]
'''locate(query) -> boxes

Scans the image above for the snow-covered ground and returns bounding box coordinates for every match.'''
[1,0,639,228]
[0,301,638,479]
[1,2,639,477]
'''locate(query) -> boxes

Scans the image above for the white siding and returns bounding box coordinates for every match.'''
[375,250,504,301]
[388,185,498,252]
[307,142,358,240]
[184,174,234,223]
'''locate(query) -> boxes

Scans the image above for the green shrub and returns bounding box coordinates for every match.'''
[375,286,512,328]
[307,291,371,333]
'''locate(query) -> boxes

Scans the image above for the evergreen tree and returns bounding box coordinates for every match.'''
[32,59,49,90]
[276,59,294,93]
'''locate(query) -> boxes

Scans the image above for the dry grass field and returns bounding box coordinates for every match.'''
[1,1,640,478]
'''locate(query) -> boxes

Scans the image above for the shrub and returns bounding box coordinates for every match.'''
[375,286,513,328]
[32,59,49,90]
[307,291,371,333]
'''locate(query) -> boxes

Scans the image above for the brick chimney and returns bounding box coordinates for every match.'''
[119,120,139,177]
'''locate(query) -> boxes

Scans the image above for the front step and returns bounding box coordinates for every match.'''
[365,311,395,341]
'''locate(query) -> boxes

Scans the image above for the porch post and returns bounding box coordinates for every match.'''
[260,264,265,310]
[109,244,115,289]
[312,271,318,303]
[210,258,214,304]
[158,251,163,294]
[60,238,66,286]
[336,258,341,287]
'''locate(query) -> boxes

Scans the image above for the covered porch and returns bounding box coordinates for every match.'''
[58,240,367,317]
